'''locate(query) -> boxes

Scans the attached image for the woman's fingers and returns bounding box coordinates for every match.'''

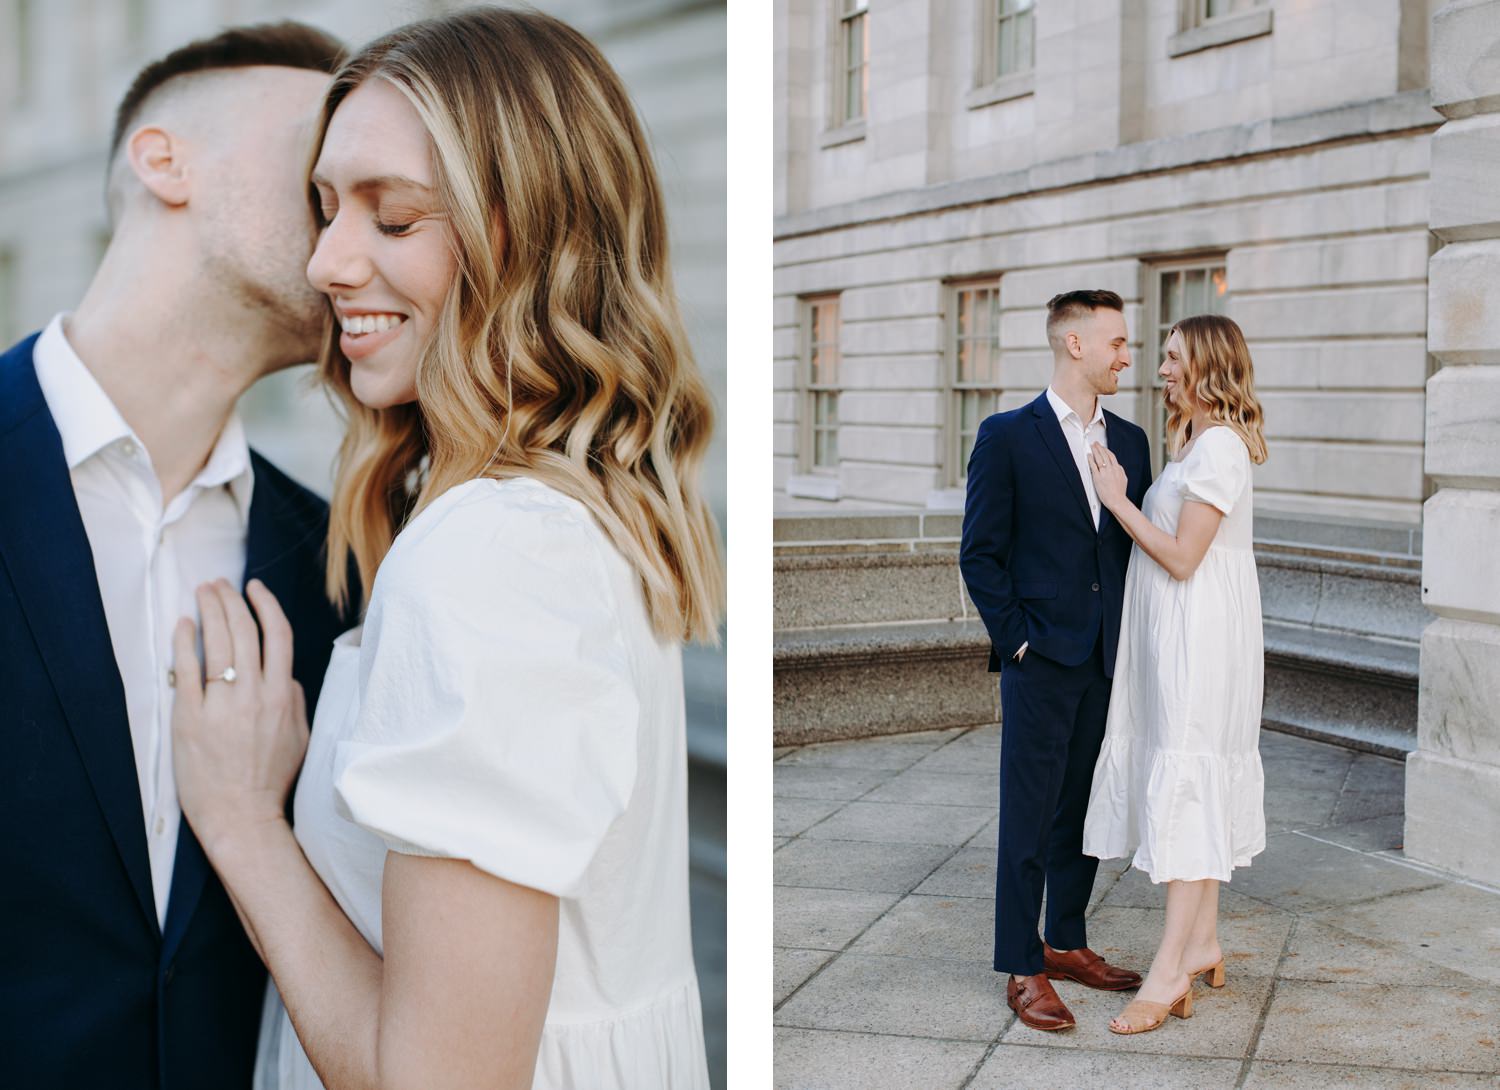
[213,580,263,680]
[247,579,294,686]
[172,617,204,714]
[197,583,233,683]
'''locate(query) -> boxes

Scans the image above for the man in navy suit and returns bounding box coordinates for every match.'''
[0,24,352,1089]
[960,290,1154,1031]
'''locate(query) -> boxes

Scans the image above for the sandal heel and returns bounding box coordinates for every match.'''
[1189,959,1226,988]
[1170,990,1193,1019]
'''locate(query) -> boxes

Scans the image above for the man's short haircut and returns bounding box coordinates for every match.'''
[1046,289,1125,351]
[109,21,345,162]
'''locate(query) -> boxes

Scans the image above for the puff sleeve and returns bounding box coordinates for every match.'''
[1179,428,1250,516]
[332,483,639,899]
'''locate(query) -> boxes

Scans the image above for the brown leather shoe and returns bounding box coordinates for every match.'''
[1043,943,1142,991]
[1006,973,1075,1031]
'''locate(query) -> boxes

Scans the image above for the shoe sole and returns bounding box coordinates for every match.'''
[1044,970,1140,992]
[1012,1012,1075,1031]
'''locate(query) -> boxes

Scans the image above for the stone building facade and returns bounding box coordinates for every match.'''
[0,0,727,1078]
[772,0,1500,890]
[774,0,1442,527]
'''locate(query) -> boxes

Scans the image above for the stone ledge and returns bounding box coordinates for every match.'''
[818,120,867,150]
[1263,620,1418,686]
[1167,7,1273,59]
[774,621,997,745]
[775,619,992,669]
[963,70,1035,110]
[775,91,1439,240]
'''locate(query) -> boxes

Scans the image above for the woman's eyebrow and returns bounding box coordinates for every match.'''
[309,172,433,195]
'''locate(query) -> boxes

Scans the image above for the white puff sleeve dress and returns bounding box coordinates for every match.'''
[253,476,710,1090]
[1082,426,1266,884]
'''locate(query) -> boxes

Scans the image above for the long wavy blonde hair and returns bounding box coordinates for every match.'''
[1166,314,1268,465]
[313,7,722,642]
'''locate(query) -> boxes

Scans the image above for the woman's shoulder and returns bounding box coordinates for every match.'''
[379,476,614,597]
[1186,425,1249,464]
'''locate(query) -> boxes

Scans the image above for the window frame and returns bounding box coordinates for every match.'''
[833,0,870,129]
[984,0,1036,85]
[800,294,842,476]
[946,277,1005,487]
[1180,0,1264,30]
[1144,256,1231,476]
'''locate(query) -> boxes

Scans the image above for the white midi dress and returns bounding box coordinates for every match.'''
[1082,426,1266,884]
[253,476,710,1090]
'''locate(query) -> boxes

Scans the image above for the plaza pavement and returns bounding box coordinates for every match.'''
[774,725,1500,1089]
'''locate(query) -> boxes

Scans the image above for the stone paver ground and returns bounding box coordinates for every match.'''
[773,726,1500,1089]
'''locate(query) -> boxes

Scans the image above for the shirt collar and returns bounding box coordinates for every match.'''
[32,312,255,526]
[33,313,135,469]
[1045,385,1106,430]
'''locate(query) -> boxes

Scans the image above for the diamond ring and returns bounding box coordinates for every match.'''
[207,666,238,684]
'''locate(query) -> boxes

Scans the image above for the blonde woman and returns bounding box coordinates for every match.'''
[1080,314,1268,1035]
[167,9,721,1089]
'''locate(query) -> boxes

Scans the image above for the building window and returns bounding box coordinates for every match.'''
[949,280,1003,484]
[1180,0,1265,31]
[1147,259,1230,473]
[836,0,869,126]
[803,295,841,473]
[985,0,1035,83]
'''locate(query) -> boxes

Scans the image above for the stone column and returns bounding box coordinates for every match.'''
[1406,1,1500,886]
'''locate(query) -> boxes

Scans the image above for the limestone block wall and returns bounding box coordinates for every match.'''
[774,113,1438,521]
[1406,0,1500,887]
[777,0,1432,217]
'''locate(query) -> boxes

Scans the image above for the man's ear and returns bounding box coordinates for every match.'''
[1066,331,1084,360]
[126,126,190,207]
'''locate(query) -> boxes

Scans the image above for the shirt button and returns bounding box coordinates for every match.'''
[1092,583,1101,592]
[154,817,165,836]
[120,439,137,457]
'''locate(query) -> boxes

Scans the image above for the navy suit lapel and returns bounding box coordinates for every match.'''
[161,452,311,963]
[1030,394,1095,531]
[0,335,160,938]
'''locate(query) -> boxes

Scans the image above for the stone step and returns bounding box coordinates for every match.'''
[774,615,1420,757]
[1261,620,1418,759]
[773,620,995,746]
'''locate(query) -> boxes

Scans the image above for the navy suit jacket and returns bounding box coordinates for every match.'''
[0,333,352,1090]
[960,391,1153,678]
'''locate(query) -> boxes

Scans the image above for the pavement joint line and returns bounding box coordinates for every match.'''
[1287,825,1500,893]
[772,833,977,1014]
[1234,915,1300,1088]
[773,1023,1006,1050]
[954,1032,1007,1089]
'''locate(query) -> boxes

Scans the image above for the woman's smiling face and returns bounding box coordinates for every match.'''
[307,77,458,409]
[1160,328,1191,409]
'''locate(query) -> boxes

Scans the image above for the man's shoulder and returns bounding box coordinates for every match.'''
[977,400,1037,438]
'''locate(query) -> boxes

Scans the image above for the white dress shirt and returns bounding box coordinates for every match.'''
[1013,387,1108,661]
[1045,385,1107,530]
[33,313,254,927]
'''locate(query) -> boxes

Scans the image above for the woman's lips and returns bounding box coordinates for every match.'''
[340,317,407,361]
